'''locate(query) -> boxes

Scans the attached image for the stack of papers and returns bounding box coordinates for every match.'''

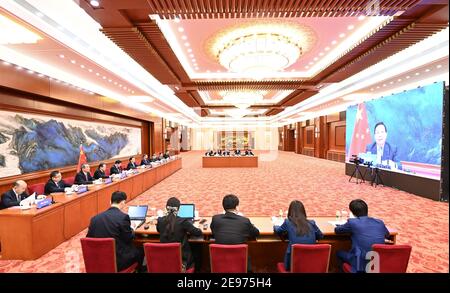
[328,220,347,226]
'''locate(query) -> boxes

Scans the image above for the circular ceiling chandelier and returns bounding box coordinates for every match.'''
[208,21,316,76]
[220,90,266,109]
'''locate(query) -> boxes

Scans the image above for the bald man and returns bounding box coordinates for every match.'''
[0,180,30,209]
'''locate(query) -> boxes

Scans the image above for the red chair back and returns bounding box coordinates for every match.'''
[209,244,248,273]
[80,237,117,273]
[65,176,75,185]
[371,244,412,273]
[144,243,183,273]
[290,244,331,273]
[28,183,45,195]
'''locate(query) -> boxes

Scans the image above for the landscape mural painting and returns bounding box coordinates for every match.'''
[0,110,141,178]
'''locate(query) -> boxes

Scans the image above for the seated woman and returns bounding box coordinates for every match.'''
[273,200,324,271]
[156,197,203,271]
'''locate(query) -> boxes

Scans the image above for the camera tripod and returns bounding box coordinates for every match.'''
[349,163,365,184]
[370,167,384,187]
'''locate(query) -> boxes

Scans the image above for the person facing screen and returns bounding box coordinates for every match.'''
[74,164,94,185]
[365,122,398,166]
[127,157,137,170]
[156,197,202,271]
[93,163,109,180]
[335,199,390,273]
[44,170,72,194]
[110,160,122,175]
[273,200,323,271]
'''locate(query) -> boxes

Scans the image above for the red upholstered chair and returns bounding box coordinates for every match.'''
[277,244,331,273]
[65,176,75,185]
[371,244,412,273]
[28,183,45,195]
[144,243,194,273]
[342,244,412,273]
[80,237,138,273]
[209,244,248,273]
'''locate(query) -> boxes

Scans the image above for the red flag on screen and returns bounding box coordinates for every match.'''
[348,103,372,157]
[77,145,87,172]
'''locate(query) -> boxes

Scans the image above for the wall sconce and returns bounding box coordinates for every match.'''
[314,126,320,138]
[294,130,297,139]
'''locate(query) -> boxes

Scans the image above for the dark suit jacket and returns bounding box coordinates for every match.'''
[110,165,122,175]
[365,142,398,163]
[0,189,29,209]
[163,154,170,159]
[335,216,390,272]
[44,179,71,195]
[210,212,260,244]
[126,162,137,170]
[234,150,241,155]
[156,216,202,268]
[93,169,109,180]
[74,171,94,185]
[87,207,141,271]
[140,159,151,166]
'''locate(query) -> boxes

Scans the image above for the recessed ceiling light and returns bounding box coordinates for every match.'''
[131,91,135,94]
[80,64,85,68]
[27,70,34,74]
[319,52,324,56]
[88,68,93,72]
[347,25,355,30]
[95,72,100,76]
[339,33,346,38]
[313,57,318,61]
[376,86,380,89]
[309,61,314,65]
[59,54,65,58]
[390,81,394,84]
[324,46,330,51]
[90,0,100,7]
[189,54,194,58]
[70,60,76,64]
[397,79,402,82]
[305,66,309,69]
[406,76,410,79]
[114,82,117,85]
[383,84,386,87]
[178,27,184,32]
[425,68,430,72]
[415,72,420,76]
[370,88,374,91]
[184,42,190,47]
[102,76,106,79]
[108,79,112,82]
[331,40,337,45]
[181,35,187,40]
[436,64,442,69]
[187,48,192,52]
[16,66,22,70]
[358,15,366,21]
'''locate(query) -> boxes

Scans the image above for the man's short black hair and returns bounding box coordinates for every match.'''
[374,122,387,133]
[349,199,368,217]
[114,160,121,164]
[129,157,134,161]
[98,162,106,169]
[50,170,60,179]
[222,194,239,210]
[111,191,127,204]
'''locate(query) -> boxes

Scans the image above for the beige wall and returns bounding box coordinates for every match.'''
[190,126,278,150]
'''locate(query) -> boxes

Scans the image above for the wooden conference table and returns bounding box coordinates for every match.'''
[202,156,258,168]
[134,216,397,273]
[0,158,182,260]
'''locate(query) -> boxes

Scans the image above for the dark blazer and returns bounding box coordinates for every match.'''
[156,216,203,268]
[87,207,142,271]
[274,219,324,270]
[234,150,241,155]
[127,162,137,170]
[93,169,109,180]
[210,211,260,244]
[74,171,94,185]
[110,165,122,175]
[44,179,71,195]
[0,189,29,209]
[163,153,170,159]
[245,150,254,156]
[335,216,390,272]
[140,158,151,166]
[365,142,398,163]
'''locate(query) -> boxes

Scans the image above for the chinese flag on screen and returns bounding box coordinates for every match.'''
[77,145,87,172]
[348,103,372,157]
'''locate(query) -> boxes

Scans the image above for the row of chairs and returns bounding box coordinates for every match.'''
[80,238,412,273]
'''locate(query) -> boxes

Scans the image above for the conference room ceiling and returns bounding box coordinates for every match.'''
[77,0,448,119]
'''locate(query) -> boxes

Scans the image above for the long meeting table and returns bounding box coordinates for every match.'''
[0,158,182,260]
[134,216,397,273]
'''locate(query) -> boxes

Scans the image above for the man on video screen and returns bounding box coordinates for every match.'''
[366,122,399,168]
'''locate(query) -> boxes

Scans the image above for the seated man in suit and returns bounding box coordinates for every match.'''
[0,180,30,209]
[127,157,138,170]
[244,149,254,156]
[94,163,110,180]
[75,164,94,185]
[44,171,72,195]
[151,153,159,162]
[335,199,390,273]
[158,152,165,161]
[163,150,170,159]
[234,149,241,156]
[211,194,260,244]
[365,122,398,168]
[110,160,122,175]
[140,154,151,166]
[87,191,144,272]
[217,149,223,156]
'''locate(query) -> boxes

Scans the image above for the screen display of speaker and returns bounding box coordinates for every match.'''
[346,82,444,180]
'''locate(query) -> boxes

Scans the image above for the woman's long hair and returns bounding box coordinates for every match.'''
[287,200,310,236]
[164,197,181,238]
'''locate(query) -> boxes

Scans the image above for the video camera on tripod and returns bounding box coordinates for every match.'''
[349,155,364,165]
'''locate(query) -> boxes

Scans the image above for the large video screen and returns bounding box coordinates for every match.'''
[346,82,444,180]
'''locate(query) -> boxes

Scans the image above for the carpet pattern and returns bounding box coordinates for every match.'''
[0,151,448,273]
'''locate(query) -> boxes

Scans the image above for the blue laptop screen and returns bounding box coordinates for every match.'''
[178,204,195,219]
[128,205,148,219]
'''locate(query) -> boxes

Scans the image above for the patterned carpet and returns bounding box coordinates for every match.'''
[0,151,448,272]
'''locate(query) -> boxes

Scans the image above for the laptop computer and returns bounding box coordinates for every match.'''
[178,204,195,221]
[128,205,148,228]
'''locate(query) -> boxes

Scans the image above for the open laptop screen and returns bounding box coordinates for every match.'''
[128,205,148,220]
[178,204,195,219]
